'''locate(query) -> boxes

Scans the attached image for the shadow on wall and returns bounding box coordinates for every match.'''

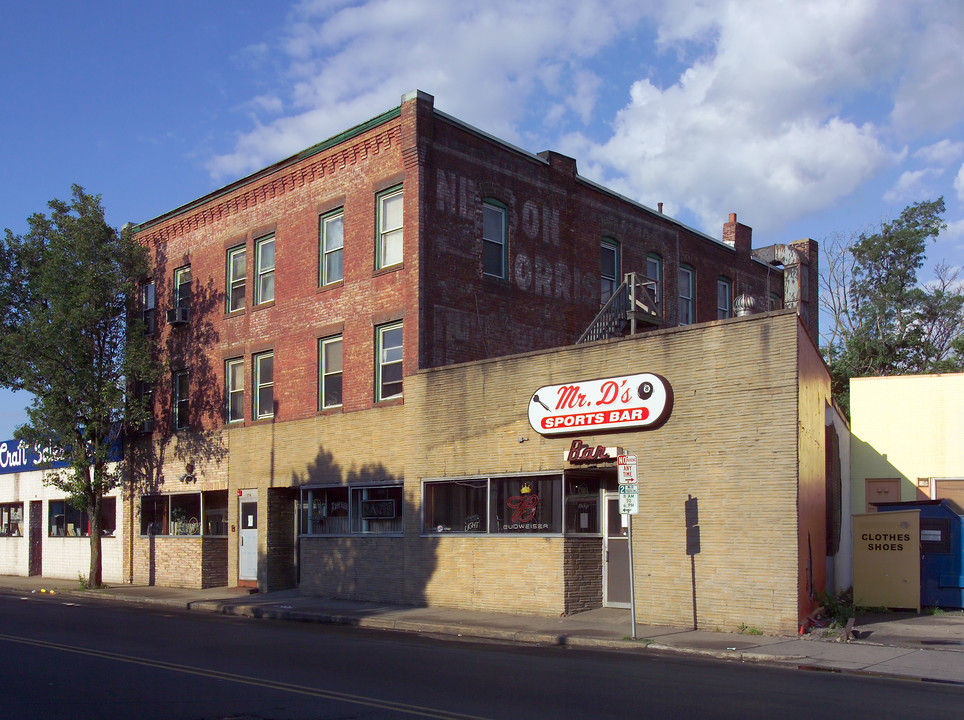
[289,445,436,609]
[125,243,228,586]
[850,434,925,512]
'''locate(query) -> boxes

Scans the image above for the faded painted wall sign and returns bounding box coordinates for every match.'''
[528,373,673,435]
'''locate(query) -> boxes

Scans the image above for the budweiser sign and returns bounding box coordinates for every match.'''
[528,373,673,436]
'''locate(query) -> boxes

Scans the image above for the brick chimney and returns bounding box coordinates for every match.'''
[723,213,752,257]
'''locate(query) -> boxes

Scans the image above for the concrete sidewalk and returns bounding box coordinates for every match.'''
[3,574,964,685]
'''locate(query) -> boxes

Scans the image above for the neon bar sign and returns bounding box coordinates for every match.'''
[528,373,673,435]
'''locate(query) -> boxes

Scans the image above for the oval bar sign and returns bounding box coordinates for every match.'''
[528,373,673,436]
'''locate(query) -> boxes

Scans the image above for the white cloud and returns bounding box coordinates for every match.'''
[955,163,964,202]
[206,0,964,249]
[883,168,944,204]
[914,139,964,165]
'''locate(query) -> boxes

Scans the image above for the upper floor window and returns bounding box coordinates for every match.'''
[320,210,344,286]
[141,280,156,334]
[646,254,662,315]
[376,322,403,401]
[482,201,507,278]
[253,351,274,419]
[226,246,246,313]
[769,293,783,311]
[136,381,155,434]
[319,336,343,409]
[173,369,190,430]
[225,358,244,423]
[717,277,732,319]
[601,239,619,303]
[679,265,695,325]
[173,266,191,309]
[255,235,275,305]
[377,187,403,269]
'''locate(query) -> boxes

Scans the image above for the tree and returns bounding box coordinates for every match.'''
[820,198,964,414]
[0,186,157,587]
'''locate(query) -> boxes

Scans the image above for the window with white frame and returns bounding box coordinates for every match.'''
[300,484,402,536]
[646,254,662,315]
[173,369,190,430]
[482,201,506,278]
[173,266,191,309]
[225,358,244,423]
[601,239,619,303]
[319,336,343,409]
[717,277,732,319]
[254,235,275,305]
[48,498,115,537]
[141,280,156,334]
[376,322,403,401]
[422,475,566,535]
[376,187,403,269]
[0,502,23,537]
[226,245,246,313]
[679,264,695,325]
[253,351,274,419]
[320,210,344,285]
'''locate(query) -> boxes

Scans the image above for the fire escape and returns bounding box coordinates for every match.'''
[577,272,662,344]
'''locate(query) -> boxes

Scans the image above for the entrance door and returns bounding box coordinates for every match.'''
[238,490,258,583]
[604,494,631,607]
[28,501,42,576]
[865,478,900,512]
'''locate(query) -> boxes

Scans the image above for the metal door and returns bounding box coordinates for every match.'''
[238,491,258,582]
[604,494,631,607]
[28,501,42,576]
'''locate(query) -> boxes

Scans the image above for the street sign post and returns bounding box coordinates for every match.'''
[617,454,639,639]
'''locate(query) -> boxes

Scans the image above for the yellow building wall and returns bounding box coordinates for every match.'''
[850,373,964,512]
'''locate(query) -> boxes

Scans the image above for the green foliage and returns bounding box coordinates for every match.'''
[737,623,763,635]
[0,186,159,587]
[817,590,855,629]
[821,198,964,414]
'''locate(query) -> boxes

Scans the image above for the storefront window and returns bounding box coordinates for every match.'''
[203,491,228,536]
[422,474,592,536]
[0,502,24,537]
[423,480,487,533]
[301,487,350,535]
[140,493,223,536]
[352,485,403,534]
[490,475,561,534]
[564,477,601,534]
[170,494,201,536]
[48,498,116,537]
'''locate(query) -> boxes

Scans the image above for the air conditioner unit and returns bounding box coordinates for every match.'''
[166,307,190,325]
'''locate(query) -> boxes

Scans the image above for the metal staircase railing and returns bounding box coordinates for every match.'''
[577,272,661,344]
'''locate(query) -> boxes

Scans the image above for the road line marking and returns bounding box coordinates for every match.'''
[0,633,490,720]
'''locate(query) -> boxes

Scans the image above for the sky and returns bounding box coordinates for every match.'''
[1,0,963,439]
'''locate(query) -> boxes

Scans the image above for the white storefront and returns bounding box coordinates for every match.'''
[0,439,124,582]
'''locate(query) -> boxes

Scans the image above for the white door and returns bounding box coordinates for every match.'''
[604,493,631,607]
[239,490,258,582]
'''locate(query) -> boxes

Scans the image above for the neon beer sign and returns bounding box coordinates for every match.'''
[528,373,673,435]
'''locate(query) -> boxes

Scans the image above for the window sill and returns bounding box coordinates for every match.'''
[373,262,403,278]
[318,280,344,293]
[253,300,275,311]
[374,396,404,407]
[224,308,246,318]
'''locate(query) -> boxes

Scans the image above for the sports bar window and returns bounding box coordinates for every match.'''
[422,474,573,535]
[679,264,695,325]
[717,277,732,319]
[601,239,619,303]
[646,254,662,315]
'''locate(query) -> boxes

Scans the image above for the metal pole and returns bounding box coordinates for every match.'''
[627,512,637,640]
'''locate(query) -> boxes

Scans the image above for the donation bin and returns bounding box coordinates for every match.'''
[877,500,964,609]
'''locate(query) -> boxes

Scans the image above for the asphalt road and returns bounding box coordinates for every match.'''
[1,589,962,720]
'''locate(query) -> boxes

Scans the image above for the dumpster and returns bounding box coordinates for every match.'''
[877,500,964,609]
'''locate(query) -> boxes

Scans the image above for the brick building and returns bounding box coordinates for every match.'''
[126,91,829,632]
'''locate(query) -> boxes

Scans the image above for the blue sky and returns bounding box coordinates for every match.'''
[2,0,963,439]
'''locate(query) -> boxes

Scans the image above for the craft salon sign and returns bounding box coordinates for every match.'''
[0,439,69,475]
[528,373,673,436]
